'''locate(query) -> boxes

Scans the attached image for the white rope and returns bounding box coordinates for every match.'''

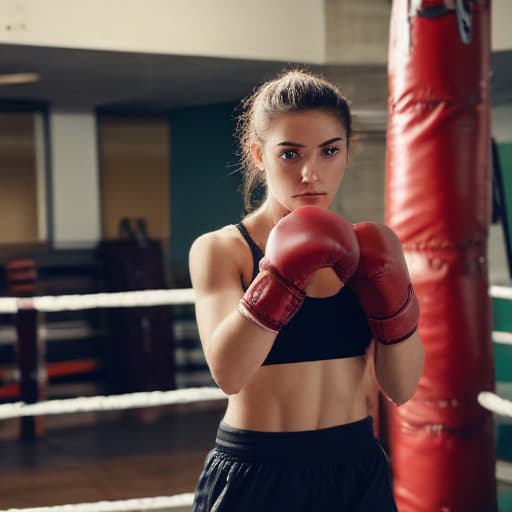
[478,391,512,418]
[490,285,512,300]
[0,284,509,314]
[2,493,194,512]
[0,289,195,314]
[497,460,512,485]
[493,331,512,345]
[0,297,18,314]
[0,387,226,420]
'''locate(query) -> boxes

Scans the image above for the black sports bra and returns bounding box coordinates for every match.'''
[236,223,373,365]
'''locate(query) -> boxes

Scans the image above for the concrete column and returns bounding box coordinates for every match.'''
[49,110,100,247]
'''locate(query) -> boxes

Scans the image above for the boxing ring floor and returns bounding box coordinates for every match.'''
[1,402,512,511]
[0,402,225,510]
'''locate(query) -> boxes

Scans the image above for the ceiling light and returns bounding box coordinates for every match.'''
[0,73,41,86]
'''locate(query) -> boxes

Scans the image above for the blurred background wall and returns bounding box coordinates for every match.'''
[0,0,510,283]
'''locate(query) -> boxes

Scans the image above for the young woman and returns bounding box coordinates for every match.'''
[189,69,424,511]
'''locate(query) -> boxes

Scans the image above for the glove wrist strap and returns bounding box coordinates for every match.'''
[239,268,305,332]
[370,285,420,345]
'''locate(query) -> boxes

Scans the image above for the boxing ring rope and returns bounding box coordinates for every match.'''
[0,285,511,511]
[479,392,512,419]
[490,285,512,301]
[0,285,511,419]
[0,387,226,420]
[3,494,195,512]
[0,285,508,313]
[0,288,195,313]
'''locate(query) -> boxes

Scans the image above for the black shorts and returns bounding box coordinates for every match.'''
[192,416,398,512]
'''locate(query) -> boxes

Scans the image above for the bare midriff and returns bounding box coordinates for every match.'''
[223,355,374,432]
[223,233,376,432]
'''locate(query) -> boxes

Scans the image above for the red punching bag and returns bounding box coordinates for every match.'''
[385,1,496,510]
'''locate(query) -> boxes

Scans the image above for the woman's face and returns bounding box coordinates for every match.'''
[251,109,349,213]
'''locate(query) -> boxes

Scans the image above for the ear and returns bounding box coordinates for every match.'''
[250,143,265,171]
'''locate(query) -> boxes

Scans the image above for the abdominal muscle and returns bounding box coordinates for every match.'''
[222,353,376,432]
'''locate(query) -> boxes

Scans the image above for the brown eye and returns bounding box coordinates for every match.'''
[280,150,298,160]
[324,146,339,156]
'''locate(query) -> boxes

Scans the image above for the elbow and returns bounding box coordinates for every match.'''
[213,375,243,396]
[382,369,423,406]
[378,367,423,407]
[208,359,244,395]
[385,386,417,407]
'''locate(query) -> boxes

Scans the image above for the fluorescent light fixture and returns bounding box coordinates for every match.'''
[0,73,41,85]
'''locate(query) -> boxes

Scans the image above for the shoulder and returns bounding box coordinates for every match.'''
[189,225,252,287]
[189,224,246,262]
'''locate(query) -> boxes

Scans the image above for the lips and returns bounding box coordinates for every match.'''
[293,192,327,198]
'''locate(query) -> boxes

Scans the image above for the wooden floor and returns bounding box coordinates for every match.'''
[0,404,225,509]
[2,404,512,511]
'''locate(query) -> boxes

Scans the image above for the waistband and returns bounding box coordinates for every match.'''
[215,416,376,462]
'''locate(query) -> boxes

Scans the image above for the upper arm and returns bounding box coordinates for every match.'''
[189,231,245,353]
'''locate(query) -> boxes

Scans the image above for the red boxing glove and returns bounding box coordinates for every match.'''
[239,206,359,332]
[350,222,419,345]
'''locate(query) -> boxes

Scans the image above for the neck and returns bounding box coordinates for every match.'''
[259,199,291,231]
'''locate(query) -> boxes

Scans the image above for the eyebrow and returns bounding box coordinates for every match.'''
[276,137,344,148]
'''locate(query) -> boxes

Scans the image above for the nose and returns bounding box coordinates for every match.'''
[300,162,318,183]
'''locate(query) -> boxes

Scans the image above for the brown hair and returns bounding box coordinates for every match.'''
[236,68,352,213]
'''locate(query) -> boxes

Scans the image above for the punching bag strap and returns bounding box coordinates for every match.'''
[455,0,473,44]
[414,0,473,44]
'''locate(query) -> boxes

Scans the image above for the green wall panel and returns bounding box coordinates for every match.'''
[497,142,512,237]
[493,295,512,382]
[494,342,512,383]
[496,142,512,280]
[494,298,512,332]
[169,102,243,279]
[494,143,512,384]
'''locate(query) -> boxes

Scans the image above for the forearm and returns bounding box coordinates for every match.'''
[374,330,424,405]
[205,309,276,395]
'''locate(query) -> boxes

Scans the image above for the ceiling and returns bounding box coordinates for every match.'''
[0,44,297,112]
[0,44,510,113]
